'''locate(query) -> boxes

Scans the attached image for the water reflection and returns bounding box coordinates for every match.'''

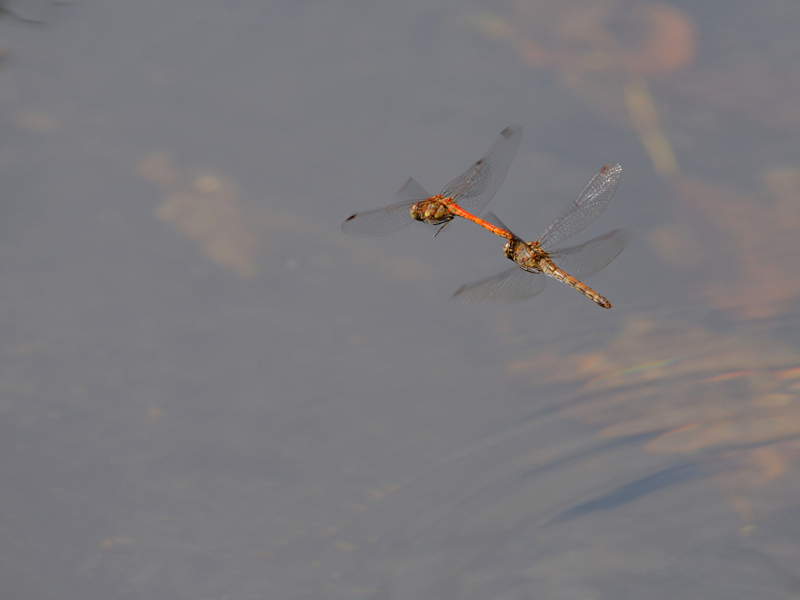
[471,0,800,323]
[669,168,800,319]
[468,0,697,176]
[140,151,263,279]
[508,317,800,527]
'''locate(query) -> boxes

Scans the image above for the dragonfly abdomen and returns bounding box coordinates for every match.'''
[541,260,612,309]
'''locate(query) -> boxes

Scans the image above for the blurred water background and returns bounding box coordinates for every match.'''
[1,1,799,598]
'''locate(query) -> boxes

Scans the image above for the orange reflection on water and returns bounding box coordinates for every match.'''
[139,151,262,279]
[503,0,696,77]
[469,0,696,176]
[670,167,800,319]
[506,317,800,506]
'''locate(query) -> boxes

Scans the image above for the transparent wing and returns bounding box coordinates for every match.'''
[539,164,622,250]
[451,266,546,304]
[481,211,520,239]
[341,177,430,237]
[2,0,53,22]
[548,229,632,278]
[439,125,522,215]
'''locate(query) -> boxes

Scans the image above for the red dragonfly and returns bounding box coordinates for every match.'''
[341,126,522,237]
[452,164,630,309]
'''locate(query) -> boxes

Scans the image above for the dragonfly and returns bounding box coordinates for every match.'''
[341,125,522,238]
[452,164,630,309]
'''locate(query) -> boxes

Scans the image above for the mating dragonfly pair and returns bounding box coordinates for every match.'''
[341,126,630,309]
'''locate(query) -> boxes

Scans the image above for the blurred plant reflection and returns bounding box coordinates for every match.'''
[470,0,800,320]
[506,317,800,519]
[468,0,696,176]
[139,151,262,279]
[668,167,800,319]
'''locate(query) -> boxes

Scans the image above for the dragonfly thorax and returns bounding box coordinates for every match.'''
[409,198,455,226]
[505,239,548,273]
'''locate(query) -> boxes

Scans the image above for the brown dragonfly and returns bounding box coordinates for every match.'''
[452,164,630,308]
[341,125,522,238]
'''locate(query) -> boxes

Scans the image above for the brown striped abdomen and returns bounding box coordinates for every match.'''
[541,259,612,309]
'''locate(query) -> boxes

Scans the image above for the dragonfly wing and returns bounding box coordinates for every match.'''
[440,125,522,215]
[341,199,417,237]
[452,266,546,304]
[482,211,521,239]
[539,164,622,250]
[548,229,632,278]
[341,178,430,237]
[392,177,430,203]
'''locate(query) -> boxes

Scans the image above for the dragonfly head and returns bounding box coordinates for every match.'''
[409,201,424,222]
[503,238,524,260]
